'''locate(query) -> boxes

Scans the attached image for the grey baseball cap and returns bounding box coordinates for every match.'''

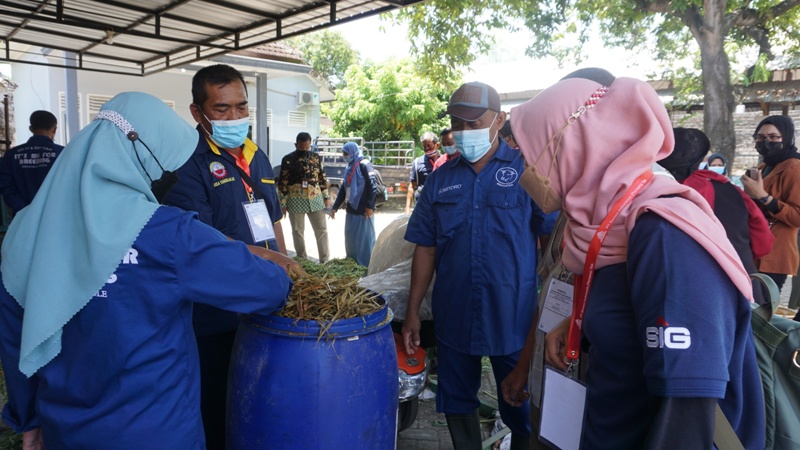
[444,82,502,121]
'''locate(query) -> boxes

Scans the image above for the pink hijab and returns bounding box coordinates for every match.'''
[511,77,753,301]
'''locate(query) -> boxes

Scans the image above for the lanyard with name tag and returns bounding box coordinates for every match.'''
[530,275,574,409]
[539,171,653,449]
[228,161,276,244]
[539,367,587,450]
[242,199,275,243]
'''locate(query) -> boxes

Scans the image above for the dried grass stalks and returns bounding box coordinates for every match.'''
[276,272,383,323]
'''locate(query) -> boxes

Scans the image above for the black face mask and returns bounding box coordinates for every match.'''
[756,140,783,157]
[150,170,179,203]
[131,136,179,204]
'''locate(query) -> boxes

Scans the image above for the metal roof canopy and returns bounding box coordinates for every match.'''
[0,0,423,76]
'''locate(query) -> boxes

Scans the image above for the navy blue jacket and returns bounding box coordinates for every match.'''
[163,130,282,336]
[0,135,64,213]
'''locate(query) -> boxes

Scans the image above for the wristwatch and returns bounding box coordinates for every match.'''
[758,194,771,204]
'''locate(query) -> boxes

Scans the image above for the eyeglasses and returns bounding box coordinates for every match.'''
[753,134,782,142]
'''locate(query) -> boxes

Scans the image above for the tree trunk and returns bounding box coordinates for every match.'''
[693,1,737,165]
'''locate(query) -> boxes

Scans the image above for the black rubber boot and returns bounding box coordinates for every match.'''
[445,411,482,450]
[510,432,531,450]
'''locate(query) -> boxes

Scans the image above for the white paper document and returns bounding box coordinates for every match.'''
[538,278,574,333]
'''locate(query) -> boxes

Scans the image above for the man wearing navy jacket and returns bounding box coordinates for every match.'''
[0,110,64,213]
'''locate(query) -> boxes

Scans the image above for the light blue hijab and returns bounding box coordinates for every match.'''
[1,92,197,377]
[342,142,365,209]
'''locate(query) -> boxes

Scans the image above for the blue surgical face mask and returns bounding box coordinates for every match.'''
[201,111,249,149]
[442,145,457,156]
[452,113,499,163]
[708,166,725,175]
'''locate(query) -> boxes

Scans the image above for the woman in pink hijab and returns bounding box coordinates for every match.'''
[506,76,764,448]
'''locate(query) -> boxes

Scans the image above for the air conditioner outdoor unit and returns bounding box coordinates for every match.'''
[297,91,320,107]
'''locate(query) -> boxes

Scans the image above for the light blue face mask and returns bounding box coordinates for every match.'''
[201,111,250,149]
[708,166,726,175]
[442,145,457,156]
[452,113,499,163]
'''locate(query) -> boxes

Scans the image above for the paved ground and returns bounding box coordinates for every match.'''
[395,371,503,450]
[282,205,404,263]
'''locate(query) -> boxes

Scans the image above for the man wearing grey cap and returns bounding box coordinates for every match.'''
[402,82,555,449]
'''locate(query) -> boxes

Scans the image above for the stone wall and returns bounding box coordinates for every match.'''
[669,109,800,173]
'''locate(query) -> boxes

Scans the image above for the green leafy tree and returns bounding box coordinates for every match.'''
[289,30,359,89]
[395,0,800,163]
[324,58,453,142]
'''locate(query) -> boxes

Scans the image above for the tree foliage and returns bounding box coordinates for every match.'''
[397,0,800,79]
[289,30,359,89]
[396,0,800,162]
[391,0,529,86]
[323,58,453,142]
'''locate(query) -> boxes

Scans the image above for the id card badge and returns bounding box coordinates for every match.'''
[539,367,587,450]
[538,279,574,333]
[242,200,275,243]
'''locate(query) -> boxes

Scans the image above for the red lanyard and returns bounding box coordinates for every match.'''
[565,171,654,364]
[227,149,253,196]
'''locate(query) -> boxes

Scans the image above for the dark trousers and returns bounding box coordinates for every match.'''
[762,272,788,294]
[197,330,237,450]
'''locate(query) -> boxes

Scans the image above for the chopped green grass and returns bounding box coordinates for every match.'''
[294,257,367,279]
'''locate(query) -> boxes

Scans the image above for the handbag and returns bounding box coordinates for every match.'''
[715,274,800,450]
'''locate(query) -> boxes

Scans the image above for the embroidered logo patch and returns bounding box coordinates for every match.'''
[209,161,227,179]
[646,317,691,349]
[496,167,518,187]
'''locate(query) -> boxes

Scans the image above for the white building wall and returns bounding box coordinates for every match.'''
[266,76,322,165]
[10,58,60,146]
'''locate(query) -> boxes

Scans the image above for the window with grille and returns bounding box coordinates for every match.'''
[247,107,272,141]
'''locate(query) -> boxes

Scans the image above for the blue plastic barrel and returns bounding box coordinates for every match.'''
[227,301,398,450]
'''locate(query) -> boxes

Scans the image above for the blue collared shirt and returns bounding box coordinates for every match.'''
[405,141,555,355]
[410,154,437,187]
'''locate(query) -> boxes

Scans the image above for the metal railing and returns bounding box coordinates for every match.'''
[363,141,414,167]
[313,137,362,167]
[313,137,414,167]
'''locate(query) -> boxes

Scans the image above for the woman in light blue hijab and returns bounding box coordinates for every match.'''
[0,92,292,449]
[330,142,377,266]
